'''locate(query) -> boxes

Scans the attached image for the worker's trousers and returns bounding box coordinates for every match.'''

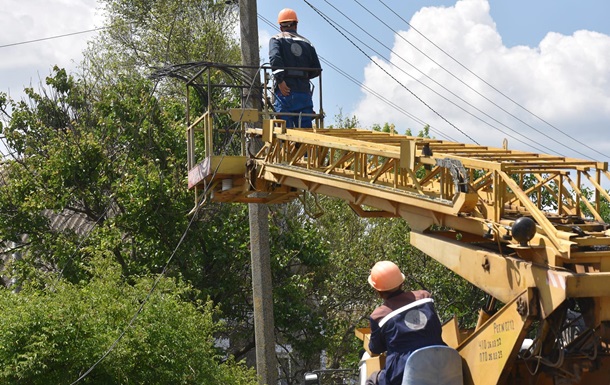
[273,90,314,128]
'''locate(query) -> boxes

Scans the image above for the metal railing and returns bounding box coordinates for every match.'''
[182,63,324,170]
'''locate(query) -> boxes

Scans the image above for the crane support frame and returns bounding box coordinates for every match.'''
[179,63,610,385]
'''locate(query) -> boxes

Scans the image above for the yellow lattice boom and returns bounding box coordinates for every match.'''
[184,64,610,384]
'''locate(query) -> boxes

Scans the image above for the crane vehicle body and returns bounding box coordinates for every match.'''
[172,63,610,385]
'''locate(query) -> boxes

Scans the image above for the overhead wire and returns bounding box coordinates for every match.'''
[319,0,554,154]
[320,57,456,141]
[258,14,456,141]
[302,0,480,145]
[68,193,202,385]
[0,28,106,49]
[2,8,607,159]
[373,0,607,159]
[1,26,105,160]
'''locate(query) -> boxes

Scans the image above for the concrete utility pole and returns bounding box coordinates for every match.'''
[239,1,277,385]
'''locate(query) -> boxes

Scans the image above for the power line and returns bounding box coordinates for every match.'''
[303,0,479,145]
[374,0,607,159]
[345,0,579,156]
[258,14,455,140]
[320,57,456,141]
[0,28,106,49]
[69,204,197,385]
[320,0,554,154]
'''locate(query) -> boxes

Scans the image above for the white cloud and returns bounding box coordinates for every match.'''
[354,0,610,159]
[0,0,102,95]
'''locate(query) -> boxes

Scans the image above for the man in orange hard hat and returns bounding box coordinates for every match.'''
[366,261,446,385]
[269,8,321,128]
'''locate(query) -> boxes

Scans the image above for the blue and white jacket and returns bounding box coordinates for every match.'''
[269,29,322,93]
[369,290,445,385]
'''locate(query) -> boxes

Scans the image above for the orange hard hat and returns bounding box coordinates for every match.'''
[278,8,298,24]
[368,261,405,291]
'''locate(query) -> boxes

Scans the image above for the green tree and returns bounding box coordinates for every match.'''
[0,68,190,281]
[329,109,360,128]
[84,0,240,89]
[0,68,261,368]
[405,124,431,138]
[372,122,396,134]
[0,256,257,385]
[579,186,610,222]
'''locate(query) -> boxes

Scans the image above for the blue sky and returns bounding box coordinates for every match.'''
[257,0,610,160]
[257,0,610,109]
[2,0,610,160]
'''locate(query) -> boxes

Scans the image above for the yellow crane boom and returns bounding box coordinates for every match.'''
[182,63,610,385]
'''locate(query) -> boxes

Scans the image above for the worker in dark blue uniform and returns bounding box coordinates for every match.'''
[269,8,322,128]
[366,261,446,385]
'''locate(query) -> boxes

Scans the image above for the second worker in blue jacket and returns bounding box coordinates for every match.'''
[366,261,446,385]
[269,8,322,128]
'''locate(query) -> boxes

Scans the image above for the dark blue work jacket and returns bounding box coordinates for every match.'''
[269,29,321,93]
[369,296,445,385]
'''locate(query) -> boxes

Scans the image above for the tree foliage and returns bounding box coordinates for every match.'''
[0,2,491,384]
[579,187,610,222]
[0,256,257,385]
[329,109,360,129]
[84,0,240,88]
[0,68,189,281]
[372,122,396,134]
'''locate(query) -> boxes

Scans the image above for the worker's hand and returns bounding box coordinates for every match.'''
[278,80,291,96]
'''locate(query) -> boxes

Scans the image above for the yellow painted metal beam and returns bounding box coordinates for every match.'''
[458,289,536,385]
[410,232,569,317]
